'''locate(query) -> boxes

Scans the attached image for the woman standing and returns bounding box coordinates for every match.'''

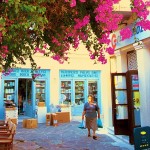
[82,95,100,140]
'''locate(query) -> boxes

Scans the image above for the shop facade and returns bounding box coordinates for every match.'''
[0,68,50,121]
[59,70,101,116]
[0,47,111,124]
[110,14,150,143]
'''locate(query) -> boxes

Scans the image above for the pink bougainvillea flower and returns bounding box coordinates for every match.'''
[90,54,95,60]
[106,47,114,55]
[120,27,132,41]
[34,47,40,53]
[74,15,90,30]
[136,20,150,30]
[0,32,2,37]
[113,0,121,3]
[70,0,76,7]
[43,44,47,49]
[80,0,86,2]
[98,33,111,44]
[97,54,107,64]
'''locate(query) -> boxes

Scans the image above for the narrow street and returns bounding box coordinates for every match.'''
[13,121,134,150]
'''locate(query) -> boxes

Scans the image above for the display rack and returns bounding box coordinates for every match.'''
[88,81,98,102]
[36,81,45,104]
[4,80,15,102]
[75,81,84,105]
[60,81,71,104]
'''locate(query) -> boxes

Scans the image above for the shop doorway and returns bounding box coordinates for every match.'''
[18,79,32,116]
[111,71,141,144]
[111,73,129,135]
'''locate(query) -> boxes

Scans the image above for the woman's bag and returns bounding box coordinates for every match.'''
[97,118,103,128]
[78,120,86,129]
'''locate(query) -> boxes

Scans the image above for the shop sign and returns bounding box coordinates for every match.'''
[132,75,139,90]
[60,70,100,78]
[134,126,150,150]
[2,68,48,78]
[111,24,150,50]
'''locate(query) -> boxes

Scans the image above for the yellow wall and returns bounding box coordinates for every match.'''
[15,43,112,126]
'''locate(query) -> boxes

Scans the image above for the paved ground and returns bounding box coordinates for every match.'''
[13,121,134,150]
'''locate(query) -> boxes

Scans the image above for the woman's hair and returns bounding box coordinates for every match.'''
[88,94,93,97]
[88,94,94,100]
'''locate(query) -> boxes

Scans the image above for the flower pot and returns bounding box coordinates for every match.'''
[38,102,45,107]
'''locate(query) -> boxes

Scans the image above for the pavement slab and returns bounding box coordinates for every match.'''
[13,121,134,150]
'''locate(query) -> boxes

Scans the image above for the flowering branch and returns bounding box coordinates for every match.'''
[0,0,149,75]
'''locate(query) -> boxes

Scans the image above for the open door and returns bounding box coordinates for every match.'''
[18,79,32,117]
[111,73,129,135]
[126,70,141,144]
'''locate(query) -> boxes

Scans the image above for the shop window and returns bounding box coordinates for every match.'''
[4,80,15,107]
[127,51,138,70]
[75,81,85,105]
[113,75,128,120]
[60,81,71,104]
[88,81,98,102]
[36,81,45,103]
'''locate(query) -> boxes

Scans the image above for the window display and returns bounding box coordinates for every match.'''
[75,81,85,105]
[4,80,16,108]
[60,81,71,104]
[36,81,46,103]
[60,80,99,105]
[60,70,100,107]
[88,81,97,102]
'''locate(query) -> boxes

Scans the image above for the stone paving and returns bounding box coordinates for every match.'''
[13,121,134,150]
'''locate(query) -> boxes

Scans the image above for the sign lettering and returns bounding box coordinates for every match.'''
[60,70,99,78]
[2,68,48,78]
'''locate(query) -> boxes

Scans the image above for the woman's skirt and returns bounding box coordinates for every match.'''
[85,117,98,131]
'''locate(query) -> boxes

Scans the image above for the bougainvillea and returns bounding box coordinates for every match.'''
[0,0,150,76]
[120,0,150,40]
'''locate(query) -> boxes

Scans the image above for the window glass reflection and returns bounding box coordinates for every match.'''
[116,105,128,119]
[114,76,126,89]
[115,91,127,104]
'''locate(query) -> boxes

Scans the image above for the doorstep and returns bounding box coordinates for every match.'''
[107,126,130,144]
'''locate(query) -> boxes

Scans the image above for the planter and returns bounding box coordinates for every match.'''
[38,102,45,107]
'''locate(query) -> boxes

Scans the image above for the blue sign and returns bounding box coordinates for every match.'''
[134,126,150,150]
[2,68,49,78]
[60,70,100,79]
[111,15,150,49]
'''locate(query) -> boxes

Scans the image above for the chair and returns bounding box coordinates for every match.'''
[0,118,11,129]
[0,123,16,150]
[0,120,13,133]
[0,120,5,126]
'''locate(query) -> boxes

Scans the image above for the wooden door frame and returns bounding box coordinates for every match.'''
[111,73,129,135]
[126,70,140,144]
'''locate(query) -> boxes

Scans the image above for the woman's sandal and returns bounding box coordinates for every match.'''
[93,136,97,140]
[88,134,91,137]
